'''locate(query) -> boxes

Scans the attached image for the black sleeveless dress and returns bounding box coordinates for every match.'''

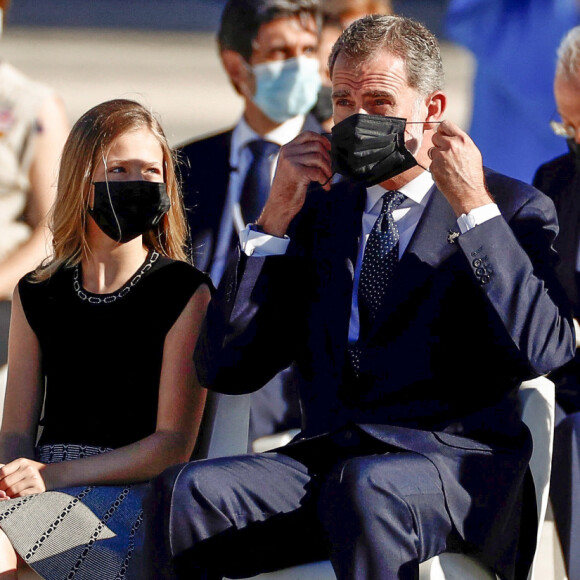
[0,251,211,579]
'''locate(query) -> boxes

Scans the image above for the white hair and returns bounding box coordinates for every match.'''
[557,26,580,81]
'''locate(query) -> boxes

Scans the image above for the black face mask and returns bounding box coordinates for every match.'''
[330,114,418,186]
[89,181,170,243]
[311,85,334,124]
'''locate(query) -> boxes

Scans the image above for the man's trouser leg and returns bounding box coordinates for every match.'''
[143,452,326,579]
[144,445,459,580]
[550,410,580,580]
[318,452,459,580]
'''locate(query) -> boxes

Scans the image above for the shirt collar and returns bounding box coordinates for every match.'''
[230,115,306,167]
[365,170,435,213]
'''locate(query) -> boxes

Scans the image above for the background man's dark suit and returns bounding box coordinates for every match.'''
[179,115,322,274]
[533,149,580,577]
[192,169,574,579]
[178,113,321,442]
[534,150,580,409]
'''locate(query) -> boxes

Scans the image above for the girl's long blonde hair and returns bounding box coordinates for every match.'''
[35,98,189,281]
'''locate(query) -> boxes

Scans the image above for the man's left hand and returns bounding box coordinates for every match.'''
[429,120,494,216]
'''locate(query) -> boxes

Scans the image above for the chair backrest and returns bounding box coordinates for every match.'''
[194,391,251,459]
[517,376,555,579]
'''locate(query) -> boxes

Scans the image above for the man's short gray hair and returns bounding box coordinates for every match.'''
[328,14,444,96]
[557,26,580,81]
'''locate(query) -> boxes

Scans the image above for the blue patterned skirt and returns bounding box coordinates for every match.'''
[0,444,148,579]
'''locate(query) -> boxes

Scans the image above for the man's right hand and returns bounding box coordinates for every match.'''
[257,131,332,237]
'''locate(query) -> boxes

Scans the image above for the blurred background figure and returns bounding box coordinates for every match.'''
[179,0,322,446]
[533,25,580,580]
[445,0,580,184]
[312,0,393,131]
[0,0,69,410]
[0,1,472,145]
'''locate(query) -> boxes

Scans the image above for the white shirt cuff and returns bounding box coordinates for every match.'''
[457,203,501,234]
[239,225,290,257]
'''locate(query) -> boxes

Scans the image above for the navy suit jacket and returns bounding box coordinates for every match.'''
[195,169,575,579]
[179,115,322,440]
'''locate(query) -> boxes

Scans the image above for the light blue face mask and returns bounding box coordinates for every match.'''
[251,55,321,123]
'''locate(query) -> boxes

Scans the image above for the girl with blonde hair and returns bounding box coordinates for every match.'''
[0,98,211,579]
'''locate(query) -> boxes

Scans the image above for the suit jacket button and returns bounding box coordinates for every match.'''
[476,267,486,276]
[473,258,482,267]
[481,275,491,284]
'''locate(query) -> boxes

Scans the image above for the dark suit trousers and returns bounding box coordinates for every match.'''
[548,355,580,579]
[144,428,462,580]
[550,408,580,580]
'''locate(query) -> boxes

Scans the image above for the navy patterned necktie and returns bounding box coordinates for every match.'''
[358,189,406,337]
[239,139,280,225]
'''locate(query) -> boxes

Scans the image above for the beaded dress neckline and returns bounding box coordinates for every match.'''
[72,250,160,305]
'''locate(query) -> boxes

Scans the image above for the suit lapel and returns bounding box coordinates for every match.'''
[189,130,234,270]
[210,130,234,252]
[405,184,460,266]
[308,181,365,362]
[324,180,366,279]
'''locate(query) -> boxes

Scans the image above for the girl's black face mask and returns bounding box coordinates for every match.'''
[330,114,418,186]
[89,180,170,243]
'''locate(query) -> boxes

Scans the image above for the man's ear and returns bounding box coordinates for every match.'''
[424,91,446,130]
[221,49,252,96]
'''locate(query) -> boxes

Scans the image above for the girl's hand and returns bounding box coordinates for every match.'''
[0,458,47,497]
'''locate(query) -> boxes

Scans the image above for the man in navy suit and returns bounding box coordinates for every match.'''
[148,15,575,580]
[180,0,323,442]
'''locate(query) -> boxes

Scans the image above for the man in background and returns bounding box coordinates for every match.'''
[179,0,322,443]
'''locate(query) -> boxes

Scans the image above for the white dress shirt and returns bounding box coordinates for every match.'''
[240,170,501,342]
[209,114,306,284]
